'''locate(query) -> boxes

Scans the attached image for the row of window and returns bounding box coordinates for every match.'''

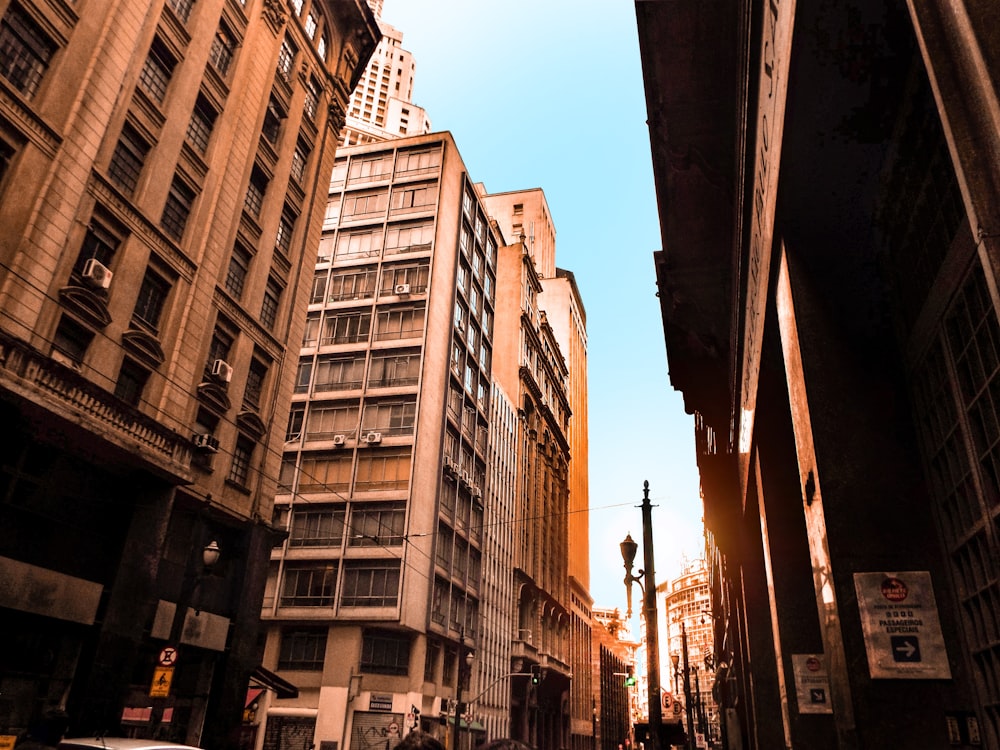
[280,559,400,608]
[285,397,417,441]
[310,261,430,304]
[318,220,434,261]
[299,305,426,350]
[330,148,442,189]
[275,501,406,549]
[294,348,421,395]
[279,627,409,674]
[278,447,412,494]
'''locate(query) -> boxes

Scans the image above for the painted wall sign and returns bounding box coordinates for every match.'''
[854,571,951,679]
[369,694,394,712]
[791,654,833,714]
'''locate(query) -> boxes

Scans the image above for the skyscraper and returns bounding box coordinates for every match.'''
[259,132,499,750]
[0,0,377,747]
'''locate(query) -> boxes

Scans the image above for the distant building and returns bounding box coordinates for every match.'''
[341,7,430,146]
[0,0,377,747]
[591,611,635,750]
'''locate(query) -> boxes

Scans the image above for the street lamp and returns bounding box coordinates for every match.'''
[620,481,662,750]
[452,649,475,750]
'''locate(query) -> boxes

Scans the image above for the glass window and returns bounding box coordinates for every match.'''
[360,629,409,673]
[51,316,93,368]
[261,276,282,329]
[245,166,268,217]
[278,627,327,670]
[277,37,297,83]
[290,505,345,547]
[362,398,416,435]
[374,304,425,341]
[298,451,352,493]
[354,448,411,491]
[0,4,55,98]
[314,354,366,391]
[132,268,170,332]
[320,310,371,345]
[276,207,296,256]
[243,355,268,409]
[187,94,217,153]
[395,148,440,176]
[390,183,436,212]
[381,262,429,294]
[166,0,195,22]
[225,243,252,299]
[73,220,120,276]
[161,176,195,241]
[286,406,304,440]
[139,38,175,103]
[329,266,377,301]
[385,222,433,254]
[228,435,254,486]
[369,349,420,388]
[108,123,149,195]
[341,190,387,221]
[115,358,149,407]
[304,12,317,38]
[343,562,402,608]
[209,22,236,77]
[262,97,284,145]
[306,402,359,439]
[304,76,321,121]
[281,563,337,607]
[291,138,311,184]
[336,228,382,260]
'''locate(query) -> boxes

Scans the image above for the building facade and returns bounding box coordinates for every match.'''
[637,0,1000,747]
[0,0,377,747]
[258,132,501,750]
[660,561,719,746]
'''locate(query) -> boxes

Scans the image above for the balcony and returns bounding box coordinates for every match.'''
[0,330,193,481]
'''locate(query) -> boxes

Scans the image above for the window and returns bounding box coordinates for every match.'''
[354,448,411,491]
[51,316,93,368]
[132,268,170,331]
[115,358,149,407]
[289,0,303,14]
[306,402,358,440]
[396,148,439,176]
[277,37,297,83]
[108,123,149,195]
[161,176,195,240]
[225,243,251,299]
[314,354,366,392]
[228,435,254,487]
[320,311,371,346]
[360,630,409,674]
[276,208,296,256]
[0,4,56,99]
[243,355,268,409]
[310,270,328,304]
[342,561,401,608]
[260,276,282,329]
[207,323,234,367]
[381,262,429,294]
[336,228,382,259]
[290,138,311,184]
[374,305,425,342]
[278,628,327,670]
[316,35,326,61]
[0,138,14,184]
[302,314,320,348]
[281,563,337,607]
[187,95,217,153]
[385,222,433,254]
[341,190,387,220]
[139,38,175,103]
[166,0,195,22]
[304,12,317,38]
[262,97,284,145]
[329,267,377,302]
[73,220,120,276]
[290,505,346,547]
[369,349,420,390]
[209,22,236,77]
[424,640,439,682]
[390,183,436,212]
[348,155,393,183]
[286,405,304,440]
[362,398,416,436]
[298,451,352,493]
[245,166,268,218]
[304,76,321,121]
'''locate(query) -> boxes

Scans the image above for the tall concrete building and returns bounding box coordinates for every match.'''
[340,4,430,146]
[637,0,1000,747]
[259,132,501,750]
[484,188,593,750]
[0,0,377,747]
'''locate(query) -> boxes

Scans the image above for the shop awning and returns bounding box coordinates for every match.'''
[250,666,299,699]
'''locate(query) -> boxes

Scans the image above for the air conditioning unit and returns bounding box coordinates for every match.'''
[394,283,411,295]
[192,433,220,453]
[459,470,471,486]
[443,456,457,474]
[211,359,234,382]
[364,431,383,444]
[471,487,482,499]
[332,434,347,446]
[81,258,113,289]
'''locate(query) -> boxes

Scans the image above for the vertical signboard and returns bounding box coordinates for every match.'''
[854,571,951,679]
[791,654,833,714]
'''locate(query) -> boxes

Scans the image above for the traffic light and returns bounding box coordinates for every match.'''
[531,665,540,685]
[624,665,637,687]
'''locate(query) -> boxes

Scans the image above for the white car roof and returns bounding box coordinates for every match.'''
[60,739,203,750]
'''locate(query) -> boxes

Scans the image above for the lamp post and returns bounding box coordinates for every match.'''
[681,623,695,750]
[168,539,222,647]
[452,649,475,750]
[620,481,662,750]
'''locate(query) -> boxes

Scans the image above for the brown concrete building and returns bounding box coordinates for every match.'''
[637,0,1000,747]
[0,0,376,746]
[259,132,501,750]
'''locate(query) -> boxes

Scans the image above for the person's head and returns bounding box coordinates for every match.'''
[477,740,530,750]
[395,731,445,750]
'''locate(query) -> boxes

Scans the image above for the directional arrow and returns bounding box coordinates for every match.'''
[890,636,922,662]
[895,641,916,658]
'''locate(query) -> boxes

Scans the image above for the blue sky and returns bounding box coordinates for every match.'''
[380,0,706,614]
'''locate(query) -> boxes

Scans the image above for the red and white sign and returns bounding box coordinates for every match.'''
[661,692,672,710]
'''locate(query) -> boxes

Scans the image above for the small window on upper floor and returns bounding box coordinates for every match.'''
[304,12,317,39]
[209,22,236,78]
[277,37,297,84]
[0,4,56,100]
[139,37,176,104]
[290,137,311,184]
[161,175,196,241]
[244,166,268,218]
[225,242,252,299]
[108,122,150,196]
[276,206,296,256]
[166,0,195,23]
[73,219,121,278]
[51,315,94,369]
[260,276,282,330]
[115,357,151,408]
[290,0,304,14]
[131,267,171,333]
[304,76,321,121]
[187,94,217,153]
